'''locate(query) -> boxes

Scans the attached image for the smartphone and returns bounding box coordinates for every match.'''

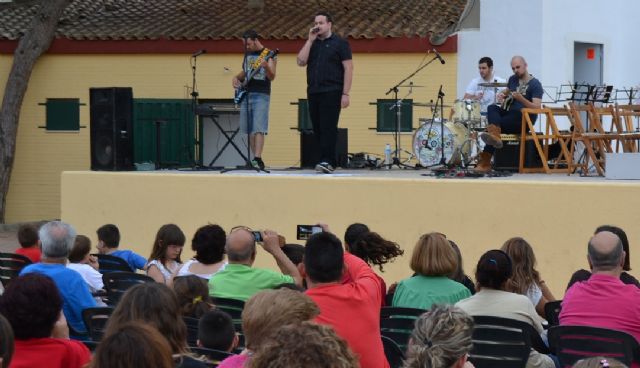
[312,27,320,34]
[297,225,322,240]
[252,231,263,242]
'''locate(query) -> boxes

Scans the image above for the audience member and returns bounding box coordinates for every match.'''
[250,321,358,368]
[344,222,370,249]
[67,235,105,300]
[0,314,13,368]
[393,233,471,310]
[209,227,302,301]
[92,321,174,368]
[176,224,227,280]
[0,274,91,368]
[104,282,208,368]
[281,243,305,266]
[560,231,640,344]
[173,275,214,319]
[15,223,41,263]
[456,250,553,368]
[146,224,185,284]
[403,304,475,368]
[501,237,555,317]
[303,231,389,368]
[19,221,96,334]
[218,288,319,368]
[573,357,628,368]
[197,309,238,352]
[567,225,639,289]
[449,240,476,295]
[96,223,147,271]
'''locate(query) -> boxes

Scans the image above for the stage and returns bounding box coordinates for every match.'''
[61,168,640,298]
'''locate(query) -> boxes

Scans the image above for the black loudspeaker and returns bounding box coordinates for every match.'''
[300,128,348,168]
[493,135,542,172]
[90,87,135,171]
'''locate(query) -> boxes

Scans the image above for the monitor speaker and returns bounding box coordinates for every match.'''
[89,87,135,171]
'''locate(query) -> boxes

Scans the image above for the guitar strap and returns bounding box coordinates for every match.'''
[248,48,271,72]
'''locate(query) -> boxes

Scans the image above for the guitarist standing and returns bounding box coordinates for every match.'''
[231,29,277,170]
[476,55,543,173]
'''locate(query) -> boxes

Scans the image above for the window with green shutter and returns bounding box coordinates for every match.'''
[376,99,413,132]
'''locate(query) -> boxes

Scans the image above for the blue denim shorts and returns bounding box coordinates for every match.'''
[239,92,270,134]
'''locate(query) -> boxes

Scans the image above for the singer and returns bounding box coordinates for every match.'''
[296,11,353,174]
[231,29,277,170]
[475,55,543,173]
[462,57,506,114]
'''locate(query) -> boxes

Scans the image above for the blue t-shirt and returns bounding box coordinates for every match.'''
[111,249,147,271]
[20,263,96,334]
[507,74,543,122]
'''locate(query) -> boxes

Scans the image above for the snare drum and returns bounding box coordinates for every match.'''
[413,119,471,167]
[452,99,481,125]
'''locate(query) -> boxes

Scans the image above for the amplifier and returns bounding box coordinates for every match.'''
[493,134,542,172]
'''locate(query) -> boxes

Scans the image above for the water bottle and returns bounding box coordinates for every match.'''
[384,144,392,168]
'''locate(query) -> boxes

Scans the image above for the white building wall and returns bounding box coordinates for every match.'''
[457,0,640,104]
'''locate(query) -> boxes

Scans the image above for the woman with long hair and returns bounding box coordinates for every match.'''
[173,275,214,319]
[92,322,174,368]
[175,224,227,280]
[501,237,555,316]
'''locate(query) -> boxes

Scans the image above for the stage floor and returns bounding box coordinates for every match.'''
[61,168,640,298]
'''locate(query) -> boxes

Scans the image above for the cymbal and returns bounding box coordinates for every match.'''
[413,102,451,108]
[478,82,508,87]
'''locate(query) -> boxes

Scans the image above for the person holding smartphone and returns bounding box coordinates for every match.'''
[296,11,353,174]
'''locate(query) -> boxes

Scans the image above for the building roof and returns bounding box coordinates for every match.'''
[0,0,468,42]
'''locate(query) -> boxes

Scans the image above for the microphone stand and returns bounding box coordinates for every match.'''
[222,38,269,174]
[437,85,447,166]
[188,53,201,168]
[379,52,443,169]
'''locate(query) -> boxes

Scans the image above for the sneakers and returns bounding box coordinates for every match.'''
[315,162,335,174]
[251,157,265,170]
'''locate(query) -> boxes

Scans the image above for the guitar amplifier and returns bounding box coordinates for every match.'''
[493,134,542,172]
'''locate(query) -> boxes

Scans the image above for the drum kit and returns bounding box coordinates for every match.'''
[412,81,507,168]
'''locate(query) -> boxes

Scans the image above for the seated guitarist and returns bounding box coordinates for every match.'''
[476,55,543,173]
[231,29,277,170]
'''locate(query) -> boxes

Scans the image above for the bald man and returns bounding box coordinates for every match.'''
[476,56,543,173]
[560,231,640,344]
[208,228,302,301]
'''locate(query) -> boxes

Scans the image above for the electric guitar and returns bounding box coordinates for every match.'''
[234,48,279,104]
[501,79,530,111]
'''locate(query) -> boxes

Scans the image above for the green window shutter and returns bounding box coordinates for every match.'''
[297,99,313,131]
[376,99,413,132]
[45,98,81,131]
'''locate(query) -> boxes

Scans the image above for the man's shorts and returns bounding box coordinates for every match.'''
[239,92,270,134]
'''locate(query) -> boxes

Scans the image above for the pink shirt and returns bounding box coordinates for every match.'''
[307,253,389,368]
[560,273,640,347]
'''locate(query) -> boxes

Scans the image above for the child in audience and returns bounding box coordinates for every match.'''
[501,237,556,317]
[15,224,41,263]
[173,275,214,319]
[403,304,475,368]
[67,235,106,305]
[146,224,185,284]
[197,309,238,352]
[92,321,174,368]
[175,224,227,280]
[96,224,147,271]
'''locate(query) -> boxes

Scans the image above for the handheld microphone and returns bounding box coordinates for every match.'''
[433,48,445,64]
[312,27,320,34]
[192,49,207,57]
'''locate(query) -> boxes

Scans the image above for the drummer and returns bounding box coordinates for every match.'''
[463,57,506,114]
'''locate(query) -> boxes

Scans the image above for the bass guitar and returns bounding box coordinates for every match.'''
[234,48,279,104]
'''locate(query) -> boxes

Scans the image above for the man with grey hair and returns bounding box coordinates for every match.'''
[560,231,640,342]
[208,228,302,301]
[20,221,96,334]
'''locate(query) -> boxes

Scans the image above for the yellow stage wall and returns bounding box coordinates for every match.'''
[0,52,457,222]
[61,171,640,299]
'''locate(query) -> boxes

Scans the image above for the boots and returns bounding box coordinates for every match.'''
[481,124,503,149]
[474,152,493,173]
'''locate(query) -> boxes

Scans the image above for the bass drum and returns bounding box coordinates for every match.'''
[413,119,471,167]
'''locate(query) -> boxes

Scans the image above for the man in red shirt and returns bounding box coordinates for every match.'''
[560,231,640,344]
[302,231,389,368]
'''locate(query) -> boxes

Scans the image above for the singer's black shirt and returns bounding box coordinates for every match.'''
[306,34,352,94]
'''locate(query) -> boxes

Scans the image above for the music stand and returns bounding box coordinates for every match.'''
[222,36,269,174]
[378,52,443,169]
